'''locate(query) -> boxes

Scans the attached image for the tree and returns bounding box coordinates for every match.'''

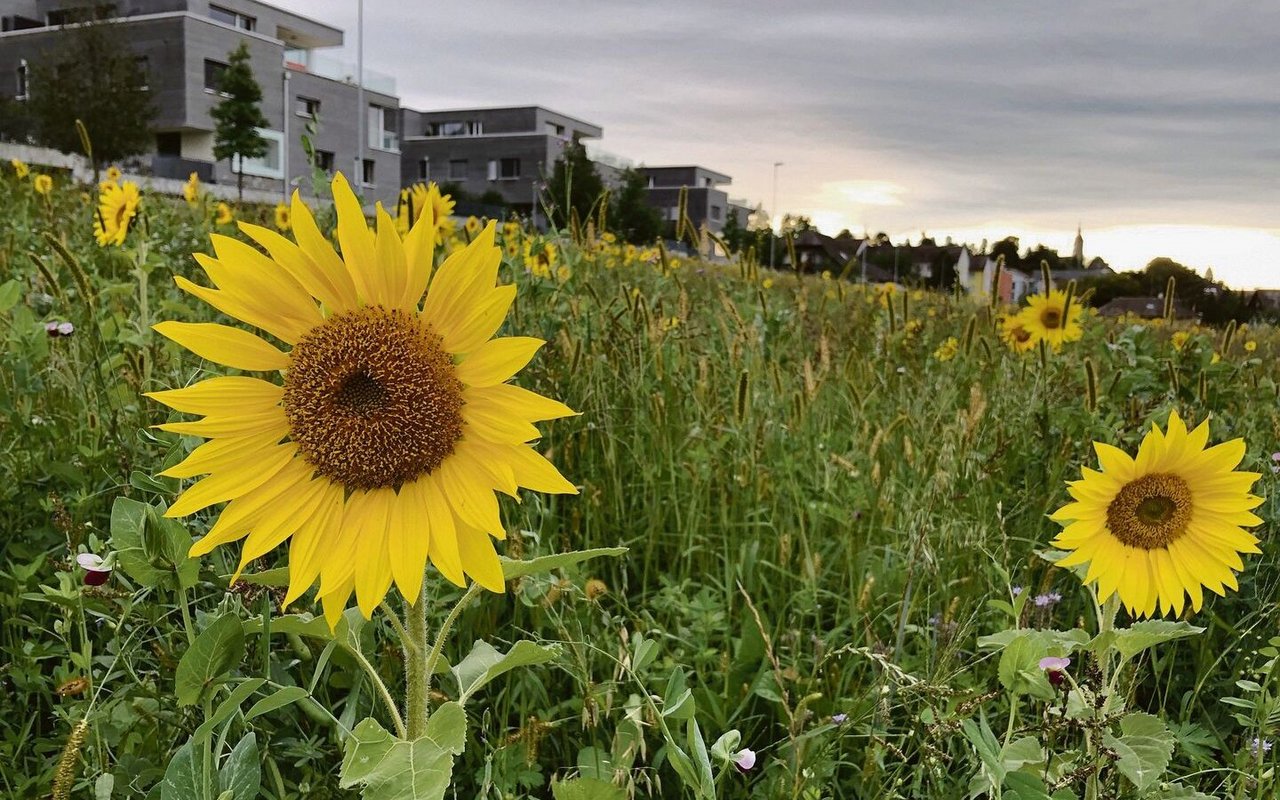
[989,237,1021,271]
[211,42,269,201]
[610,167,662,244]
[543,139,605,231]
[719,205,747,254]
[28,16,155,177]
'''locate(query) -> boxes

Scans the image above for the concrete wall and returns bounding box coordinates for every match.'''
[399,133,562,209]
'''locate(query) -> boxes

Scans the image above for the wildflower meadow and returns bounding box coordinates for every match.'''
[5,161,1280,800]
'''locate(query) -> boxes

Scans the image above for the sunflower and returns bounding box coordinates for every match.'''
[94,181,141,247]
[397,183,456,245]
[33,174,53,195]
[524,241,557,280]
[215,202,234,226]
[11,159,29,179]
[1051,411,1262,617]
[105,165,122,184]
[274,203,291,231]
[999,313,1037,353]
[464,216,482,238]
[183,172,201,207]
[148,172,577,624]
[1018,289,1083,350]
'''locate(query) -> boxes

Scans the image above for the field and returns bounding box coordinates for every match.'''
[3,166,1279,800]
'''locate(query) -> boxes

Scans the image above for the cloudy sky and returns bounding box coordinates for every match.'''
[276,1,1280,287]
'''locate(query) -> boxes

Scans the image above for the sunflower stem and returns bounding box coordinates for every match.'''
[405,581,431,739]
[422,584,482,703]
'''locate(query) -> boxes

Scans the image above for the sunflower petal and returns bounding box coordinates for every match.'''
[153,321,290,372]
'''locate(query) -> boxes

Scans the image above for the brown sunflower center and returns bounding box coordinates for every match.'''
[1040,307,1062,329]
[283,305,464,491]
[114,202,129,229]
[1012,326,1032,343]
[1106,472,1193,549]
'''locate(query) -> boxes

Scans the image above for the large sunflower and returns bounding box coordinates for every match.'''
[94,180,141,247]
[1018,289,1083,350]
[148,173,577,623]
[1051,411,1262,617]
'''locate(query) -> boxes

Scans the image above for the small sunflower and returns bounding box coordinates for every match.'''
[274,203,291,231]
[215,202,234,226]
[148,172,577,623]
[33,174,53,196]
[397,183,456,245]
[1018,289,1083,350]
[464,216,482,238]
[105,165,122,184]
[999,313,1036,353]
[94,181,141,247]
[1051,411,1263,617]
[11,159,29,179]
[933,336,959,362]
[524,241,557,279]
[183,172,201,207]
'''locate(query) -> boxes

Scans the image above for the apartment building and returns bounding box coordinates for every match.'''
[0,0,401,203]
[399,105,602,216]
[639,165,732,235]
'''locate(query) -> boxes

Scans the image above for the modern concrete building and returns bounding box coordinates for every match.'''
[0,0,401,203]
[398,105,602,217]
[638,165,733,235]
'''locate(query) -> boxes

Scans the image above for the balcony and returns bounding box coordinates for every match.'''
[284,49,396,96]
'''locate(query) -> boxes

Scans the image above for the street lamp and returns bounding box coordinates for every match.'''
[770,161,783,268]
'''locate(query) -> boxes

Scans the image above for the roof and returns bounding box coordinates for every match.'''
[639,165,732,185]
[1097,296,1194,319]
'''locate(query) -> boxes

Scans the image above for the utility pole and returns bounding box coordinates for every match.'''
[281,68,289,202]
[770,161,782,268]
[354,0,364,185]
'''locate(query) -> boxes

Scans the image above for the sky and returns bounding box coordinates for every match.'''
[274,1,1280,288]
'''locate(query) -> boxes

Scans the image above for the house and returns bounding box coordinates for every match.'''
[638,165,733,235]
[781,230,894,282]
[398,105,602,220]
[0,0,402,202]
[1097,296,1194,320]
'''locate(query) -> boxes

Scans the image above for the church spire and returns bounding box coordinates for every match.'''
[1073,224,1084,267]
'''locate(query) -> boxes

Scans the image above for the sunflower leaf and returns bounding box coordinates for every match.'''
[1103,712,1174,791]
[1093,620,1204,662]
[339,710,465,800]
[500,547,628,581]
[175,613,245,707]
[453,639,559,704]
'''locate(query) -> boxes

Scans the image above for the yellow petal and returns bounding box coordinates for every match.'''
[160,433,286,479]
[188,458,315,557]
[400,205,436,308]
[332,172,382,305]
[438,458,505,538]
[146,376,282,416]
[153,321,290,372]
[232,476,329,581]
[208,234,321,317]
[283,482,345,607]
[423,475,465,587]
[237,221,352,312]
[474,383,578,422]
[456,523,505,592]
[1094,442,1135,481]
[156,406,289,439]
[440,284,516,355]
[374,203,409,307]
[503,444,577,494]
[290,189,359,309]
[456,337,545,387]
[353,488,395,617]
[165,443,298,517]
[390,479,432,604]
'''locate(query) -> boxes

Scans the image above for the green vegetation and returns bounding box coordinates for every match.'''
[3,167,1280,799]
[211,42,269,201]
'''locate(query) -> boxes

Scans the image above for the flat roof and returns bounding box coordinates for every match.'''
[640,165,732,184]
[403,104,601,132]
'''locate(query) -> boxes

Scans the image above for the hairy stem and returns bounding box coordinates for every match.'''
[405,579,431,739]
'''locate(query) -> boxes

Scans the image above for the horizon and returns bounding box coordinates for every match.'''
[268,0,1279,289]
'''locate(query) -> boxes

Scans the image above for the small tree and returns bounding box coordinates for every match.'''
[610,167,662,244]
[28,16,155,177]
[211,42,269,201]
[543,139,604,231]
[719,204,746,254]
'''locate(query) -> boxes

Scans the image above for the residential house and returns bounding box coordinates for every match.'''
[0,0,402,202]
[398,105,602,220]
[1097,296,1194,320]
[639,165,732,236]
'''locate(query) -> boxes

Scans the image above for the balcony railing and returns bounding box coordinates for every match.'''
[284,49,396,95]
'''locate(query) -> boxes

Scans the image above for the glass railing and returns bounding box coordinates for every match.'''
[284,49,397,95]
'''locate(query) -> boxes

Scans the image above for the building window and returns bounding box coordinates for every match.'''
[209,4,255,31]
[361,159,375,186]
[15,61,28,100]
[545,121,566,137]
[425,120,482,137]
[499,157,520,179]
[418,158,430,181]
[666,207,680,221]
[367,105,398,151]
[314,150,334,172]
[47,5,116,25]
[203,59,228,93]
[134,56,150,90]
[296,96,320,118]
[646,176,655,188]
[703,177,712,187]
[448,159,467,180]
[231,128,284,179]
[710,205,722,221]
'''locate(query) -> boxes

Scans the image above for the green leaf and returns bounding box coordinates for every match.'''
[1102,712,1174,791]
[94,773,115,800]
[244,686,309,722]
[662,668,696,720]
[339,715,461,800]
[1001,736,1045,772]
[1003,772,1076,800]
[500,546,627,581]
[1092,620,1203,662]
[111,497,167,588]
[176,614,245,707]
[424,701,466,755]
[552,777,626,800]
[962,716,1004,798]
[218,733,260,800]
[996,634,1056,701]
[193,678,265,744]
[0,279,21,314]
[159,741,205,800]
[243,609,368,657]
[452,640,559,704]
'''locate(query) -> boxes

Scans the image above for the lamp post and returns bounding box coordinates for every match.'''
[354,0,364,185]
[770,161,783,268]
